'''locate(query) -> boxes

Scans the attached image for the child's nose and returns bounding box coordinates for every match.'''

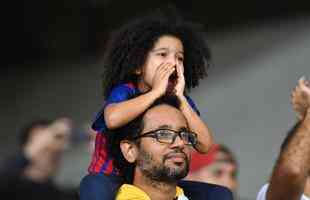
[167,55,177,66]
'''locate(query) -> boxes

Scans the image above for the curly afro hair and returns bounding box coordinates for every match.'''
[101,9,212,99]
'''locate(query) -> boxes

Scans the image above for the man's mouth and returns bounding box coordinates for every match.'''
[165,153,187,164]
[168,156,185,163]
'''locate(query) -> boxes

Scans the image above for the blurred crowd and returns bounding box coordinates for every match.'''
[2,77,310,200]
[0,118,81,200]
[0,116,243,200]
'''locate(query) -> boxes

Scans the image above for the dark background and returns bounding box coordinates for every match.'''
[2,0,309,66]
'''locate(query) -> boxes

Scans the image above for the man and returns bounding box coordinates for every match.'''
[0,118,77,200]
[186,144,238,192]
[186,144,252,200]
[107,95,233,200]
[256,77,310,200]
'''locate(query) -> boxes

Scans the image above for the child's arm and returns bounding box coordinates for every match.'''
[104,90,160,129]
[179,96,214,153]
[105,63,175,129]
[175,64,214,153]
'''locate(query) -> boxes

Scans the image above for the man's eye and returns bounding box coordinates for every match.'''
[156,130,172,137]
[54,133,65,140]
[213,169,223,178]
[231,171,237,179]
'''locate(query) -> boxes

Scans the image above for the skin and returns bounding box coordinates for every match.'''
[266,77,310,200]
[105,35,213,153]
[186,151,238,192]
[23,118,72,182]
[206,161,238,191]
[120,104,192,200]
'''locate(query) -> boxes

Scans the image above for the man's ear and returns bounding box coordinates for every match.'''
[120,140,138,163]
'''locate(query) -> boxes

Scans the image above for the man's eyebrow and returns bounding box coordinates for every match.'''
[157,124,172,129]
[180,127,189,131]
[157,125,188,131]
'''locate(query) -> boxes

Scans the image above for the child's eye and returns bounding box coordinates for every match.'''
[178,57,184,62]
[158,52,167,57]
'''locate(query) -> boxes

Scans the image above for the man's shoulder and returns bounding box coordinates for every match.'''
[178,180,233,200]
[116,184,150,200]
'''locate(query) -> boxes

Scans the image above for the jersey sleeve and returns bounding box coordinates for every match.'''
[91,84,136,133]
[185,95,200,116]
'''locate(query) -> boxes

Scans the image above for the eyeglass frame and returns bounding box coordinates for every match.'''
[132,128,198,146]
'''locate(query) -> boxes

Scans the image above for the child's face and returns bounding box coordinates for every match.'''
[140,35,184,91]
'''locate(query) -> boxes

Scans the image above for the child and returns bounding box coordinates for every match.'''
[80,9,214,200]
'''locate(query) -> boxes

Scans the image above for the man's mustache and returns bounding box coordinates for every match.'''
[164,149,189,161]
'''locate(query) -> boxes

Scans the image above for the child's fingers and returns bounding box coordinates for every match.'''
[156,63,173,75]
[176,63,184,75]
[176,65,185,81]
[157,63,175,77]
[161,65,175,80]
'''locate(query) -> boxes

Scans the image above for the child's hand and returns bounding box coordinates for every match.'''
[174,64,185,98]
[151,62,175,96]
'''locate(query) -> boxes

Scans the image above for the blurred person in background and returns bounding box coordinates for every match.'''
[256,77,310,200]
[186,144,248,200]
[0,118,77,200]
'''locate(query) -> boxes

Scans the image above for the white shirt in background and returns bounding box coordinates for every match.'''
[256,184,310,200]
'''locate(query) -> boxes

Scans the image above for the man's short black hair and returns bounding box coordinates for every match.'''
[106,95,181,182]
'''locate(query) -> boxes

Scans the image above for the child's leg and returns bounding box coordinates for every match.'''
[80,173,123,200]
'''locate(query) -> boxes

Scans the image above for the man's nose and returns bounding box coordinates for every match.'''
[171,134,186,148]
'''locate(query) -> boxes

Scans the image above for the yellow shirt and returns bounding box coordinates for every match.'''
[115,184,189,200]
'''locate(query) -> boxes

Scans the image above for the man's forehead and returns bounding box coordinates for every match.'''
[143,104,187,129]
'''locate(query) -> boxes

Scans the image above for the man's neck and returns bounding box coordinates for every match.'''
[133,171,178,200]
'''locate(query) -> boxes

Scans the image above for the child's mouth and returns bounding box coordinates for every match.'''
[167,71,178,93]
[169,70,178,82]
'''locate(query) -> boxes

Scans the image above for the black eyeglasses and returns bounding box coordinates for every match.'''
[133,128,198,146]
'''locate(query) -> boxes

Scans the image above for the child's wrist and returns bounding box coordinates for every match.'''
[149,89,162,99]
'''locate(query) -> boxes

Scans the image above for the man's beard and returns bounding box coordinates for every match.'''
[137,148,189,183]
